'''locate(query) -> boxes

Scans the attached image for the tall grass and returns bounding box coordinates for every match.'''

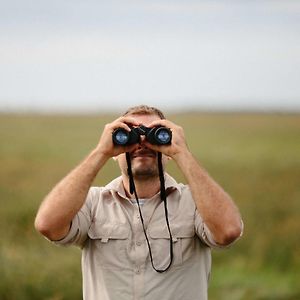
[0,112,299,299]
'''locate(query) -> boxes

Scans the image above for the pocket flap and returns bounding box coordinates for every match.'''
[88,222,129,240]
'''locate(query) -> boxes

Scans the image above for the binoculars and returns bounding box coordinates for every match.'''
[112,125,172,146]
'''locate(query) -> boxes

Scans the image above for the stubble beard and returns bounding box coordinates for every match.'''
[130,161,159,180]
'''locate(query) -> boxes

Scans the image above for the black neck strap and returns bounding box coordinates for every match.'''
[126,152,135,195]
[125,152,173,273]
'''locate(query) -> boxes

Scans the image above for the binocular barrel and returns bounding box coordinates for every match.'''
[112,125,172,146]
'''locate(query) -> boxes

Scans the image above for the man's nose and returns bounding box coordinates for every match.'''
[140,135,146,143]
[138,136,147,148]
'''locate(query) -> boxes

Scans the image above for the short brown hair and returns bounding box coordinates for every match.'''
[122,105,166,120]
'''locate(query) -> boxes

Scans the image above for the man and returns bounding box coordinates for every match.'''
[35,105,243,300]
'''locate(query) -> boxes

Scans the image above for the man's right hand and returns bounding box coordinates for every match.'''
[95,116,142,158]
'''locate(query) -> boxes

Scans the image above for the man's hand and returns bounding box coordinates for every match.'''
[96,116,142,158]
[143,119,190,160]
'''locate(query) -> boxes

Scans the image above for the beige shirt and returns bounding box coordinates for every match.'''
[55,174,227,300]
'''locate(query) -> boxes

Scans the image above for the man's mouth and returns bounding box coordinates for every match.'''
[131,150,156,159]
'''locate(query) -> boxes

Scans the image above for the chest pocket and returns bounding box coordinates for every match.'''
[87,221,130,269]
[148,223,195,268]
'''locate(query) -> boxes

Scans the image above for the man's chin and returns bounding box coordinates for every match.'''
[131,168,159,179]
[129,157,159,179]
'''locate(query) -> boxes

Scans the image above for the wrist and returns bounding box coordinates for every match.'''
[87,147,110,170]
[173,149,193,166]
[93,144,112,161]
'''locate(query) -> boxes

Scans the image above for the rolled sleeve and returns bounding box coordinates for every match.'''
[194,210,244,249]
[53,214,82,246]
[196,221,225,249]
[52,187,100,248]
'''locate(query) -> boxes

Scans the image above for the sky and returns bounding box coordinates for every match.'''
[0,0,299,113]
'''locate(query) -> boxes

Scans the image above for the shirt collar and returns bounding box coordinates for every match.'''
[102,173,182,199]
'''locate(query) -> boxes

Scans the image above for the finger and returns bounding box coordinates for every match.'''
[110,117,141,133]
[117,116,141,127]
[111,121,132,132]
[147,119,172,128]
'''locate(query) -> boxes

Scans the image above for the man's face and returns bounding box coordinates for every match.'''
[115,114,168,180]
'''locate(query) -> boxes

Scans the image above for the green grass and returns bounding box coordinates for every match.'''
[1,112,299,299]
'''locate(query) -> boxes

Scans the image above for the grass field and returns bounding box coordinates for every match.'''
[0,112,299,299]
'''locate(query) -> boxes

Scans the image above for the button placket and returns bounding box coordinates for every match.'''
[133,265,144,300]
[134,266,141,274]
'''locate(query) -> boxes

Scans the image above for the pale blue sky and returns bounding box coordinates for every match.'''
[0,0,299,112]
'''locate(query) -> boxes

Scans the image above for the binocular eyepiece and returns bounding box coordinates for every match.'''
[112,125,172,146]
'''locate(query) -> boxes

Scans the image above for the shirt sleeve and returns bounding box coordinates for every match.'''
[52,187,100,248]
[194,210,244,249]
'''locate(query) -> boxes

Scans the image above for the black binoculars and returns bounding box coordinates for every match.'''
[112,125,172,146]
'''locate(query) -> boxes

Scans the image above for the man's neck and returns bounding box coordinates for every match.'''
[122,174,161,199]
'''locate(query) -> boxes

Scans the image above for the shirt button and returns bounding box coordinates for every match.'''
[136,241,142,246]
